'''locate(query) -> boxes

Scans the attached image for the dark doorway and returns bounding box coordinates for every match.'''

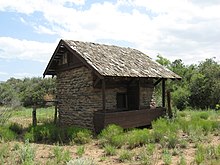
[127,85,139,110]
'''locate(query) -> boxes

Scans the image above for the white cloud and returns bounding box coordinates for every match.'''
[0,72,8,75]
[13,72,36,78]
[0,37,56,62]
[0,0,220,64]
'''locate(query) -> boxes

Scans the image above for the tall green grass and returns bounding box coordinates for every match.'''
[24,123,92,144]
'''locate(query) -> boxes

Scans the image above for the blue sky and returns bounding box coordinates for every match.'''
[0,0,220,81]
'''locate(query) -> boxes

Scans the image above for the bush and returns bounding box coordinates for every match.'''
[24,123,92,144]
[104,144,116,156]
[74,130,92,144]
[110,134,126,148]
[9,123,23,134]
[195,144,205,164]
[18,139,36,165]
[99,124,123,141]
[126,129,151,149]
[76,146,85,157]
[167,133,179,149]
[53,146,71,164]
[199,112,209,120]
[0,126,17,141]
[119,150,133,162]
[162,149,172,165]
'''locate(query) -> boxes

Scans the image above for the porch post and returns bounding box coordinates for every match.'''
[162,79,166,107]
[102,78,106,112]
[138,78,141,110]
[54,101,58,124]
[167,90,173,118]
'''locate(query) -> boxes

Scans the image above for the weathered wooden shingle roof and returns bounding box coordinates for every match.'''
[44,39,181,79]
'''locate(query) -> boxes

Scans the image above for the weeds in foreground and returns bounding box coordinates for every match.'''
[126,128,151,149]
[162,149,172,165]
[178,155,187,165]
[67,157,96,165]
[76,145,85,157]
[139,144,156,165]
[103,144,116,156]
[0,143,9,164]
[53,146,71,164]
[118,149,133,162]
[74,130,92,144]
[18,139,36,165]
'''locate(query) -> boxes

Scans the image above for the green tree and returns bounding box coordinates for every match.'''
[189,59,220,109]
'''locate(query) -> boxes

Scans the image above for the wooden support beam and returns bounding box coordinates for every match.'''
[32,104,37,126]
[162,79,166,107]
[167,90,172,118]
[138,78,141,110]
[102,78,106,112]
[54,102,58,124]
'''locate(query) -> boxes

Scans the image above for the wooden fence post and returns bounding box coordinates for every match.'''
[167,90,173,118]
[32,104,37,126]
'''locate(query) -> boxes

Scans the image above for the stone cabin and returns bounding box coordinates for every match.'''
[43,39,181,132]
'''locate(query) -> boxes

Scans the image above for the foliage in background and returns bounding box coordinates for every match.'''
[0,77,56,107]
[156,55,220,110]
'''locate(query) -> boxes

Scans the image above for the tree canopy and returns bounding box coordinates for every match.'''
[156,56,220,110]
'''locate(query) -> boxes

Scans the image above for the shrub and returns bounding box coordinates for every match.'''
[126,129,150,149]
[179,139,188,149]
[118,150,133,162]
[76,145,85,157]
[103,144,116,156]
[53,146,71,164]
[99,124,123,142]
[0,126,16,141]
[205,145,220,160]
[139,144,156,165]
[18,139,36,165]
[74,130,92,144]
[110,134,126,148]
[167,133,179,149]
[67,126,85,140]
[24,123,92,144]
[195,144,205,165]
[199,112,209,120]
[162,149,172,165]
[178,155,187,165]
[9,123,23,134]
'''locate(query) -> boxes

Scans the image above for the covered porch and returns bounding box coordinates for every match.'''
[93,77,168,133]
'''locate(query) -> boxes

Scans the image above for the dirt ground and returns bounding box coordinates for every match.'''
[4,134,219,165]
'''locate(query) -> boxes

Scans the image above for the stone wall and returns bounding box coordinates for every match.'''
[57,66,101,130]
[57,66,126,130]
[140,86,154,109]
[57,66,154,130]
